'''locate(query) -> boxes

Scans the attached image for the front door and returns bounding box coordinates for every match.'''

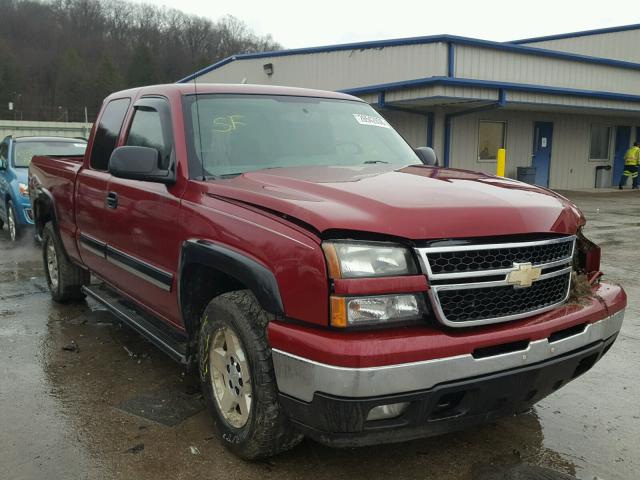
[103,97,184,326]
[613,126,631,186]
[532,122,553,187]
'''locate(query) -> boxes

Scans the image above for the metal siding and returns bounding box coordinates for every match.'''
[448,110,638,189]
[379,110,427,147]
[524,30,640,63]
[385,85,497,103]
[358,93,379,104]
[432,110,446,161]
[386,86,441,103]
[455,45,640,96]
[442,86,498,101]
[197,43,448,91]
[507,91,640,113]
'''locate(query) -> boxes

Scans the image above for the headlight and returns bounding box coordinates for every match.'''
[331,293,427,328]
[323,241,424,328]
[18,183,29,198]
[322,241,417,278]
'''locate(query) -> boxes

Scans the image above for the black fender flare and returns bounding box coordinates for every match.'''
[32,187,75,262]
[32,186,59,236]
[178,239,285,318]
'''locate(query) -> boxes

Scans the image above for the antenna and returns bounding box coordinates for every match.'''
[193,74,205,180]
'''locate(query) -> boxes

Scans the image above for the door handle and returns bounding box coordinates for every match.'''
[106,191,118,209]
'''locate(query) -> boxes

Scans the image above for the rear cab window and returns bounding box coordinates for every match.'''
[89,98,131,171]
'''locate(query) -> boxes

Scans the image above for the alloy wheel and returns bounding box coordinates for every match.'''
[209,326,252,428]
[46,237,59,290]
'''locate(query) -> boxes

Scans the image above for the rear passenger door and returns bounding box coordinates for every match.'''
[103,97,184,326]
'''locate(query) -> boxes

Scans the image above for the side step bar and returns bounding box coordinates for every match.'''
[83,284,189,365]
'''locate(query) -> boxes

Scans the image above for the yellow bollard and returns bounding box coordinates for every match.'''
[496,148,506,177]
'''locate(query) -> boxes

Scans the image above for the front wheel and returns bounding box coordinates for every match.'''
[198,290,302,459]
[7,200,21,242]
[42,221,89,302]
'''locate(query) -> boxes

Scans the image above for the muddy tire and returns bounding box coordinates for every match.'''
[7,200,22,242]
[42,221,89,302]
[198,290,302,459]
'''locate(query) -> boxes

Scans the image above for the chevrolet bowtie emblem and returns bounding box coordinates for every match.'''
[506,262,542,287]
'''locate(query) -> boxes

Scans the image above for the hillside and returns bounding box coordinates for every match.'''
[0,0,280,122]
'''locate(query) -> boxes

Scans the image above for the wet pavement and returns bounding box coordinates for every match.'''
[1,190,638,480]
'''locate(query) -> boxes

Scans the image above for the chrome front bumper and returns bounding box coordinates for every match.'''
[272,309,624,403]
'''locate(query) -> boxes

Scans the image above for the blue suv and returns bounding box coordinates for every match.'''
[0,136,87,241]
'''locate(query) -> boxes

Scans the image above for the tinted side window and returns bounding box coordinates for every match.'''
[90,98,130,170]
[0,142,8,163]
[126,108,171,169]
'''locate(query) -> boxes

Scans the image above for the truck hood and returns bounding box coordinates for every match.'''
[205,165,584,240]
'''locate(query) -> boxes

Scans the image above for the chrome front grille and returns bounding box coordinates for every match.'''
[416,236,575,327]
[426,239,574,276]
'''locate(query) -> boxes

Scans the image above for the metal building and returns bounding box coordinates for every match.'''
[179,24,640,190]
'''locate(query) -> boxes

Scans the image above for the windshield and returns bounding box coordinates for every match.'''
[183,94,420,178]
[14,140,87,167]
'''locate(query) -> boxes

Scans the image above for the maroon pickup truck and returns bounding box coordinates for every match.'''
[29,83,626,459]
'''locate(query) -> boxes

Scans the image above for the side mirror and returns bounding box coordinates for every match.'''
[0,158,6,170]
[108,146,175,184]
[414,147,438,166]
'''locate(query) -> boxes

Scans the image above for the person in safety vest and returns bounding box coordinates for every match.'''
[619,142,640,190]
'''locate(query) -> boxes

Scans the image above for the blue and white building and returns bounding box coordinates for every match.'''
[180,24,640,190]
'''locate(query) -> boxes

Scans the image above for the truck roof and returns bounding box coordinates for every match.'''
[105,83,363,103]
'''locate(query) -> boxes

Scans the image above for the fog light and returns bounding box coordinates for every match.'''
[366,402,409,421]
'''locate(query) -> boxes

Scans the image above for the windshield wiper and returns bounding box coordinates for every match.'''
[363,160,389,164]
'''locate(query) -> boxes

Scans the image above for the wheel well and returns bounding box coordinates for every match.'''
[180,263,245,342]
[33,197,53,236]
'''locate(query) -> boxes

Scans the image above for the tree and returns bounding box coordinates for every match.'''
[127,44,158,87]
[0,0,282,121]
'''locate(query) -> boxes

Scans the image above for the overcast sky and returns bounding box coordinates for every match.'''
[135,0,640,49]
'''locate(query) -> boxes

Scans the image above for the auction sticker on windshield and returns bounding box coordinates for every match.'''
[353,113,390,128]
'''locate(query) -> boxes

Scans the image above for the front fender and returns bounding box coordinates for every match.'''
[179,239,285,316]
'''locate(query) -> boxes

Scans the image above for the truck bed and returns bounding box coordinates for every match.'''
[29,154,85,262]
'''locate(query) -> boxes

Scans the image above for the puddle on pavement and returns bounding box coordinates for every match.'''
[0,262,43,282]
[116,387,204,426]
[472,460,577,479]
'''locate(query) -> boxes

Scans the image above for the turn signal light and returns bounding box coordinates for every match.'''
[330,293,425,328]
[330,296,348,328]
